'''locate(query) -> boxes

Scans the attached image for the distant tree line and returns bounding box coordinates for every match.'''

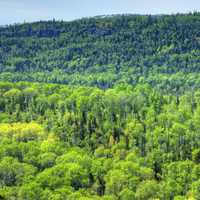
[0,13,200,90]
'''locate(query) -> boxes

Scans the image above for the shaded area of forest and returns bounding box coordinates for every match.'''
[0,13,200,91]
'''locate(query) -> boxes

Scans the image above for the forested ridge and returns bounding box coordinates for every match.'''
[0,13,200,90]
[0,13,200,199]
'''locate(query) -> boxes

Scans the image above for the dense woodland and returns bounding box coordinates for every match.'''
[0,13,200,91]
[0,13,200,199]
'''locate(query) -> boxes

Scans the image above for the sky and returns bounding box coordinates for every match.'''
[0,0,200,25]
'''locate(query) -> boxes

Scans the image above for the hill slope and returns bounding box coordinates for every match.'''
[0,13,200,90]
[1,13,200,199]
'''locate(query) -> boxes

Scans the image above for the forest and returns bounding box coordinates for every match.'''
[0,13,200,91]
[0,13,200,199]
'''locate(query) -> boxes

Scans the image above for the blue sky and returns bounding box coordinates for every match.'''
[0,0,200,25]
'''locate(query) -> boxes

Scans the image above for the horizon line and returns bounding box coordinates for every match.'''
[0,11,199,27]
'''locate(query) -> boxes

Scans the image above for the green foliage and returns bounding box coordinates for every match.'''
[0,82,199,198]
[0,13,200,91]
[0,13,200,199]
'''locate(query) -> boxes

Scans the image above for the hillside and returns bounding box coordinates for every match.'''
[1,13,200,199]
[0,13,200,90]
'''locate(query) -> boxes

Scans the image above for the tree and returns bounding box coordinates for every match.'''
[18,182,42,200]
[135,180,160,200]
